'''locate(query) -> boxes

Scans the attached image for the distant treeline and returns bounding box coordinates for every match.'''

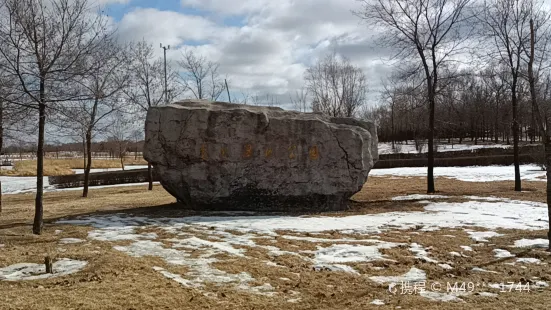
[2,140,144,158]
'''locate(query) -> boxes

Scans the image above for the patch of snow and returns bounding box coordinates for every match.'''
[371,299,385,305]
[463,196,505,202]
[369,267,426,284]
[169,236,245,257]
[71,165,148,174]
[420,290,468,302]
[0,176,50,194]
[439,264,453,270]
[468,231,502,242]
[315,243,399,264]
[514,239,548,248]
[113,237,274,295]
[478,292,498,297]
[438,264,453,270]
[237,282,276,296]
[314,264,359,275]
[60,198,549,236]
[0,174,159,195]
[410,243,438,263]
[488,283,511,290]
[58,238,85,244]
[281,235,382,244]
[88,227,157,242]
[391,194,449,201]
[287,298,302,303]
[535,281,549,287]
[516,258,541,264]
[493,249,515,258]
[472,267,498,274]
[370,165,546,182]
[464,196,546,208]
[154,266,196,287]
[0,258,87,281]
[378,142,517,155]
[460,246,473,252]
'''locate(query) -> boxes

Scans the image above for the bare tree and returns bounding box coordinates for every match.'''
[355,0,473,193]
[305,52,367,117]
[108,113,132,171]
[379,74,418,150]
[179,49,226,101]
[126,40,179,190]
[290,87,309,112]
[249,93,281,107]
[0,0,112,234]
[130,129,143,160]
[478,0,539,191]
[523,0,551,248]
[0,69,32,154]
[55,40,130,197]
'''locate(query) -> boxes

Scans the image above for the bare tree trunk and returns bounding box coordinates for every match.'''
[495,95,500,143]
[427,94,435,193]
[527,19,550,250]
[148,163,153,191]
[33,98,45,235]
[120,148,125,171]
[512,90,521,192]
[83,130,92,198]
[545,143,551,250]
[82,137,86,169]
[391,102,395,150]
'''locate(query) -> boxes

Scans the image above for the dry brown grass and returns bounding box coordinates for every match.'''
[0,176,550,309]
[355,176,547,203]
[0,158,148,177]
[0,184,174,227]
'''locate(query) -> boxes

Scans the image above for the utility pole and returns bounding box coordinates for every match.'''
[160,43,170,104]
[225,79,231,103]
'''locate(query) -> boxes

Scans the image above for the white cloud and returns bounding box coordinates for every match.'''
[116,1,389,108]
[117,8,226,47]
[98,0,131,5]
[180,0,270,16]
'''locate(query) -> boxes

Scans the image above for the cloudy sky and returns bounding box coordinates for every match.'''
[101,0,391,109]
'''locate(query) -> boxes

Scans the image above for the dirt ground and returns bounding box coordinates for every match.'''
[0,177,550,310]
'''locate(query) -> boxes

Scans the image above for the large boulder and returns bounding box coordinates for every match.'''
[144,100,378,211]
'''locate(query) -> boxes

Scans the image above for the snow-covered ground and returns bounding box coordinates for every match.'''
[370,164,546,182]
[379,142,513,155]
[0,165,152,194]
[378,141,532,155]
[0,259,87,281]
[55,195,549,301]
[0,176,50,194]
[71,165,148,174]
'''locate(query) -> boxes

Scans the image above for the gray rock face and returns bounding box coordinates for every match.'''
[144,100,378,211]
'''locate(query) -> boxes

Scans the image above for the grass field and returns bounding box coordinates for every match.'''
[0,158,148,176]
[0,176,549,309]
